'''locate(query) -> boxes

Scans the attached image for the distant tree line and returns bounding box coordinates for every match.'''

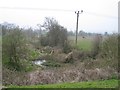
[67,30,109,37]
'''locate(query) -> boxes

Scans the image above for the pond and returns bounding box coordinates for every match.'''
[32,60,46,66]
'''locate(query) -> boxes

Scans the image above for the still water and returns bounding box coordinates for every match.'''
[33,60,46,66]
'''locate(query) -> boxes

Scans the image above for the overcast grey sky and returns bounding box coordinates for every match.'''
[0,0,119,34]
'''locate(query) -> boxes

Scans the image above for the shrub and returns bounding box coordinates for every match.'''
[62,40,72,54]
[40,35,49,46]
[91,34,102,59]
[101,34,118,60]
[2,27,28,71]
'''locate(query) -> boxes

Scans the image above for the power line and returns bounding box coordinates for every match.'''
[84,11,117,19]
[0,6,117,19]
[0,6,74,12]
[0,6,117,20]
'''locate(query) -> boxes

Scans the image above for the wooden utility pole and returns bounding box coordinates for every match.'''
[75,10,83,44]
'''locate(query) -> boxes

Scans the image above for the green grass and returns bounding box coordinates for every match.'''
[76,39,92,51]
[8,79,118,88]
[69,36,93,51]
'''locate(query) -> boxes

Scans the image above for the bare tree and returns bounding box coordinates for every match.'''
[41,17,68,47]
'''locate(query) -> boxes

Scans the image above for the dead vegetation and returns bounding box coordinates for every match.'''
[3,64,117,86]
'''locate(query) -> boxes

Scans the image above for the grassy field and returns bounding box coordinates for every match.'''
[8,79,118,88]
[68,36,93,51]
[76,38,93,51]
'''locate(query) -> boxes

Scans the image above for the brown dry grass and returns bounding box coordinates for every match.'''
[3,61,117,86]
